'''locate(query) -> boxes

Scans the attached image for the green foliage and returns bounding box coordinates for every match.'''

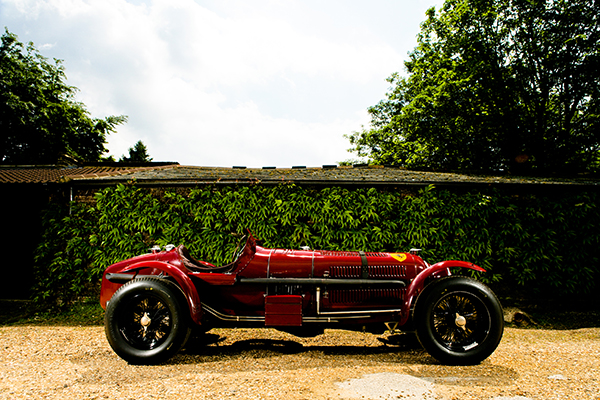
[0,29,126,164]
[34,183,600,305]
[347,0,600,174]
[119,140,153,163]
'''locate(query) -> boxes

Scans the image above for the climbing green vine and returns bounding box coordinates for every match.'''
[33,183,600,305]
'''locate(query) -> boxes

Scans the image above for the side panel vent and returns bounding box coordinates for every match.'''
[318,251,386,258]
[330,265,361,278]
[330,265,408,278]
[319,251,360,257]
[329,288,406,304]
[369,265,408,278]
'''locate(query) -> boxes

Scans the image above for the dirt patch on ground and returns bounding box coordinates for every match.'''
[1,326,599,399]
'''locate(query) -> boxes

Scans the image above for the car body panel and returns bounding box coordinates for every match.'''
[100,232,503,365]
[101,232,485,328]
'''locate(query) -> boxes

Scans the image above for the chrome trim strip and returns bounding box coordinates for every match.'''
[266,249,274,278]
[316,286,321,314]
[303,316,363,322]
[202,303,264,322]
[202,303,402,323]
[318,308,402,315]
[266,249,275,296]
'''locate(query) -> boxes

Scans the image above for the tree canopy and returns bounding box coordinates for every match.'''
[119,140,153,163]
[347,0,600,174]
[0,29,126,164]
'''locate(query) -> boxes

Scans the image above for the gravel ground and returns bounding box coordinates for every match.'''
[0,326,599,400]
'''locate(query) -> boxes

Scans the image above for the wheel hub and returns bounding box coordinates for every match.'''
[455,313,467,331]
[140,312,152,327]
[140,312,152,337]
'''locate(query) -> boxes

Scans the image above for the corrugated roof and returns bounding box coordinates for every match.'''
[2,164,598,187]
[70,165,600,187]
[0,165,176,184]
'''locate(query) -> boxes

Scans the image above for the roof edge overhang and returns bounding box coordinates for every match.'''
[66,177,599,191]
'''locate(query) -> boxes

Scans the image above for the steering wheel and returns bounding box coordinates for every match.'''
[231,235,247,262]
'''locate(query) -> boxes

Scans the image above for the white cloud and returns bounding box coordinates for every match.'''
[1,0,443,166]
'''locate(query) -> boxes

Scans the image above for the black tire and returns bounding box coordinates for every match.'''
[414,277,504,365]
[104,277,191,365]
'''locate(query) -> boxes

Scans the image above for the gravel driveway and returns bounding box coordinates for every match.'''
[1,326,598,399]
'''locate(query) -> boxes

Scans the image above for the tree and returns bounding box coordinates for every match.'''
[347,0,600,174]
[119,140,152,163]
[0,29,126,164]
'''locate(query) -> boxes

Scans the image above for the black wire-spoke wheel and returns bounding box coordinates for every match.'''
[105,277,191,365]
[432,292,489,352]
[118,294,173,350]
[415,277,504,365]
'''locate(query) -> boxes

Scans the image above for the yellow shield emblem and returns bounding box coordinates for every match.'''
[390,253,407,262]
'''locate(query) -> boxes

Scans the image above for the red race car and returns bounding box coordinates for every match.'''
[100,232,503,365]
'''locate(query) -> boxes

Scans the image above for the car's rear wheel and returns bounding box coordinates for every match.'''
[104,277,191,364]
[415,277,503,365]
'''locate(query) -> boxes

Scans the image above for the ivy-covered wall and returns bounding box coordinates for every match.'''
[34,183,600,305]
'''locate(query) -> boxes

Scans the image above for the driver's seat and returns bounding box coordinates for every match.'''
[177,245,238,273]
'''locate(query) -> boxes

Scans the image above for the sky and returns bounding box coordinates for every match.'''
[1,0,444,167]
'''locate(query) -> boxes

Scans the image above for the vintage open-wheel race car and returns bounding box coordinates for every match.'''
[100,231,504,365]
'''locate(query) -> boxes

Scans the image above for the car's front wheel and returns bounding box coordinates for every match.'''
[415,277,504,365]
[104,277,191,364]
